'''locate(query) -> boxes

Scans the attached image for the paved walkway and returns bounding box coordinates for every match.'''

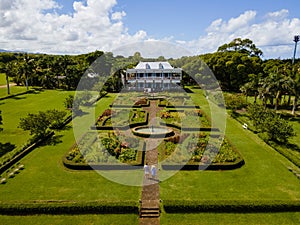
[139,100,161,225]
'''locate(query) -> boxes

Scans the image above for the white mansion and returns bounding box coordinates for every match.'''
[125,62,182,91]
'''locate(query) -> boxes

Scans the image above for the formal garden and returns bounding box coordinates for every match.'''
[0,84,299,224]
[0,39,300,224]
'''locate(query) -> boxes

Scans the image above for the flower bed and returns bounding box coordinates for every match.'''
[63,132,144,170]
[94,109,148,129]
[160,109,211,129]
[159,133,244,170]
[111,95,150,108]
[158,96,198,107]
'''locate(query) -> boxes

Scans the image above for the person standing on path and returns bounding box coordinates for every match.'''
[144,163,150,179]
[151,165,157,180]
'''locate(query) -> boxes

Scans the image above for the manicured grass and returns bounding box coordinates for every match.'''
[160,212,300,225]
[0,214,138,225]
[290,118,300,150]
[0,93,141,202]
[0,86,29,98]
[0,73,7,86]
[160,88,300,201]
[0,89,73,147]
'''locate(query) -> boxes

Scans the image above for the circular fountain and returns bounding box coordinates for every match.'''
[132,126,174,138]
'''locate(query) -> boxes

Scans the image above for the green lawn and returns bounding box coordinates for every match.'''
[0,89,73,147]
[160,88,300,201]
[0,92,141,202]
[0,73,7,86]
[160,212,300,225]
[1,88,299,225]
[0,86,30,98]
[0,214,138,225]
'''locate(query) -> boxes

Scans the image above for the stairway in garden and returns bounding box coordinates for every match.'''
[139,100,160,225]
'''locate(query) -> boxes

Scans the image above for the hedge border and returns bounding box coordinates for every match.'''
[231,111,300,168]
[160,122,220,132]
[109,98,150,109]
[62,138,145,170]
[0,132,54,174]
[0,200,138,215]
[166,105,200,109]
[161,135,245,170]
[163,200,300,213]
[93,111,149,131]
[161,158,245,171]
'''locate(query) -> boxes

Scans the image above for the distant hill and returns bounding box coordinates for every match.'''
[0,49,10,52]
[0,49,25,53]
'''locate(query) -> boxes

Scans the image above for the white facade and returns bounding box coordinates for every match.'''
[125,61,182,91]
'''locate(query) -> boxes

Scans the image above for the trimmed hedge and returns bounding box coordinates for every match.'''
[161,135,245,170]
[62,141,145,170]
[110,99,150,108]
[270,143,300,168]
[160,122,219,132]
[161,158,245,170]
[0,200,138,215]
[163,200,300,213]
[231,112,300,168]
[93,112,149,131]
[166,105,200,109]
[0,131,54,174]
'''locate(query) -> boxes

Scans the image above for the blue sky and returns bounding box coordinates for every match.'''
[114,0,300,40]
[1,0,300,58]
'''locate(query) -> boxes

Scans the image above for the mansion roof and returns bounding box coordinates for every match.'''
[135,62,174,70]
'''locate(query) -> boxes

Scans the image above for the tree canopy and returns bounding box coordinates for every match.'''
[217,38,263,57]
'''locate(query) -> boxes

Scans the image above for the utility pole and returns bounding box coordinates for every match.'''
[292,35,300,64]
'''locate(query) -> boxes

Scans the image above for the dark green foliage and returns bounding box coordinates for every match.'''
[247,104,295,143]
[224,93,248,110]
[64,95,74,109]
[0,142,15,157]
[0,200,138,215]
[65,132,140,165]
[163,200,300,213]
[19,109,67,138]
[47,109,67,129]
[0,110,2,131]
[217,38,263,57]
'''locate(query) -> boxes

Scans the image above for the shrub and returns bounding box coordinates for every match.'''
[19,109,67,138]
[247,104,295,143]
[0,200,138,215]
[163,200,300,213]
[224,93,247,110]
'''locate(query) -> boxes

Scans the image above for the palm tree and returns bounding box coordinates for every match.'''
[1,62,13,95]
[291,70,300,115]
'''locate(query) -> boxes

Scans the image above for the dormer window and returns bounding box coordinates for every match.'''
[146,63,150,69]
[159,63,164,69]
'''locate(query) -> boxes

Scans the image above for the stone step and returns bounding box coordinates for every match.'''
[140,213,160,218]
[140,211,160,218]
[140,208,160,212]
[140,207,160,218]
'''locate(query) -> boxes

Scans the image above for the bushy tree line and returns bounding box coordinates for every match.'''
[0,38,299,114]
[247,104,295,143]
[19,109,67,139]
[170,38,300,115]
[0,51,108,90]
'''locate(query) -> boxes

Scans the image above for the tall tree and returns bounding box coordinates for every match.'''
[218,38,263,57]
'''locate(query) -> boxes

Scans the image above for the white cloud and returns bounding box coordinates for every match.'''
[179,10,300,59]
[111,11,126,20]
[0,0,147,54]
[0,1,299,59]
[266,9,289,21]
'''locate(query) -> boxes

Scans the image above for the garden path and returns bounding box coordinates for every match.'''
[139,100,161,225]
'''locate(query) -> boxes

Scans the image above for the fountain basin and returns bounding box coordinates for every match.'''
[132,126,174,138]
